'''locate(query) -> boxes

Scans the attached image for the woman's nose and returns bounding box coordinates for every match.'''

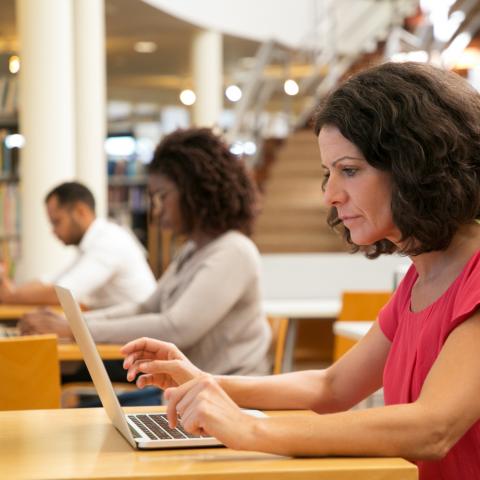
[322,176,346,207]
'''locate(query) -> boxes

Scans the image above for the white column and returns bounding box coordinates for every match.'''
[73,0,107,218]
[192,30,223,127]
[16,0,76,281]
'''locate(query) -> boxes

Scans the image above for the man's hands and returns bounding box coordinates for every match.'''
[18,309,74,339]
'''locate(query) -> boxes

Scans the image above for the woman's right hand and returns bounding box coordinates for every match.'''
[121,337,203,390]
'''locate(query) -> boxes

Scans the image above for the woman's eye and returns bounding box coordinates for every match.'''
[342,168,357,177]
[321,172,330,191]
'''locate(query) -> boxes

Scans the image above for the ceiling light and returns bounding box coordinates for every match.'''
[243,141,256,155]
[284,79,299,96]
[391,50,429,63]
[229,142,243,156]
[225,85,242,102]
[134,41,157,53]
[8,55,20,74]
[179,89,196,106]
[442,32,472,69]
[5,134,25,149]
[454,47,480,70]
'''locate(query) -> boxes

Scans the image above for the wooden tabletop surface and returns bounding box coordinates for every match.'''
[0,407,418,480]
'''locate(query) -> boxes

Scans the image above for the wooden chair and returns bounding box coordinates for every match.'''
[0,334,61,410]
[267,316,290,374]
[333,291,392,361]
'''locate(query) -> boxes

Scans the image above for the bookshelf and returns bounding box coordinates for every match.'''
[0,126,21,278]
[107,170,149,247]
[0,75,20,277]
[106,128,149,246]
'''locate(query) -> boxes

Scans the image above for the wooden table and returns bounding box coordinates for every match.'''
[0,305,123,361]
[0,407,417,480]
[57,341,123,361]
[0,304,59,322]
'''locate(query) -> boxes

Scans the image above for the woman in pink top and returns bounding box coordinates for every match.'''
[121,62,480,479]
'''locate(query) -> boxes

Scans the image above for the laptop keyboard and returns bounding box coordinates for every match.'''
[128,413,206,441]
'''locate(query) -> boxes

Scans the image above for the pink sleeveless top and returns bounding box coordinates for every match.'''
[379,250,480,480]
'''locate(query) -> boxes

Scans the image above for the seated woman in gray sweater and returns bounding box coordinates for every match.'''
[20,128,271,379]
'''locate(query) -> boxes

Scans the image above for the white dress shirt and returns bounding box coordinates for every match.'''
[45,218,156,309]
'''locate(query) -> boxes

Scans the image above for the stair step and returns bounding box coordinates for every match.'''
[254,129,336,253]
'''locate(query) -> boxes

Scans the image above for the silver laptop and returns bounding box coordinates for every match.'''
[55,285,224,449]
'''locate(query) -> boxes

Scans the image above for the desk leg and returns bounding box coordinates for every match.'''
[281,318,298,373]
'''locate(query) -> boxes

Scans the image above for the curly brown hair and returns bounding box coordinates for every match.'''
[148,128,258,236]
[314,61,480,258]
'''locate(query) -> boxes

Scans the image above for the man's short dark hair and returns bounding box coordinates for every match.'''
[148,128,257,236]
[45,181,96,212]
[314,61,480,258]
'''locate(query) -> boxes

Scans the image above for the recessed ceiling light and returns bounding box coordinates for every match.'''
[8,55,20,74]
[225,85,242,102]
[134,41,157,53]
[179,89,196,106]
[284,79,299,96]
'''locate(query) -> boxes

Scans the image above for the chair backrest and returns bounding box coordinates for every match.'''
[333,291,392,362]
[267,316,289,374]
[0,334,61,410]
[338,291,392,322]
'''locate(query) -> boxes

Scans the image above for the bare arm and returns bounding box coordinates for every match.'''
[0,280,59,305]
[217,322,390,412]
[166,311,480,459]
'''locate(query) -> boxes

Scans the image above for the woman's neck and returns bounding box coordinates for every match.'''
[410,222,480,282]
[189,229,219,250]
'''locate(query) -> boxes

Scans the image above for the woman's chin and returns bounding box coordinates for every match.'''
[349,233,379,247]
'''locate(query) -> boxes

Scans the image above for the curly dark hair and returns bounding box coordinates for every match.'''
[148,128,258,236]
[314,61,480,258]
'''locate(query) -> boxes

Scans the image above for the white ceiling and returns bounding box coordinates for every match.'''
[0,0,419,110]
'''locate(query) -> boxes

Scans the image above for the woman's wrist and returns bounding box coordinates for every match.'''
[237,414,269,452]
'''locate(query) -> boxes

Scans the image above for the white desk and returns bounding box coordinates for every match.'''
[260,253,409,372]
[333,321,374,341]
[262,298,341,372]
[262,298,341,318]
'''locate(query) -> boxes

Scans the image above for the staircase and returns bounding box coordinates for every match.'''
[253,129,347,253]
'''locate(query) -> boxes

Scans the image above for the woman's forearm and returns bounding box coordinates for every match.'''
[248,402,448,460]
[84,302,141,321]
[216,370,343,412]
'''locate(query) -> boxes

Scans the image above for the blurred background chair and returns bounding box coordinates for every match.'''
[267,316,290,374]
[333,291,392,362]
[0,334,61,410]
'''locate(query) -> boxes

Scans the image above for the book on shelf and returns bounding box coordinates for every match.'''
[0,183,21,278]
[0,122,21,278]
[0,128,20,178]
[0,78,7,112]
[0,76,19,116]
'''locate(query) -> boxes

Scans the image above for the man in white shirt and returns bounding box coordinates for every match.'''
[0,181,156,308]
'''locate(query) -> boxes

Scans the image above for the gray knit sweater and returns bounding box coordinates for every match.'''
[85,231,271,376]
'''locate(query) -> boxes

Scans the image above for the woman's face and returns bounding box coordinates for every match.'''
[148,174,184,234]
[318,125,401,246]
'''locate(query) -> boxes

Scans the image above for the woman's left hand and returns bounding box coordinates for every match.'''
[164,374,259,451]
